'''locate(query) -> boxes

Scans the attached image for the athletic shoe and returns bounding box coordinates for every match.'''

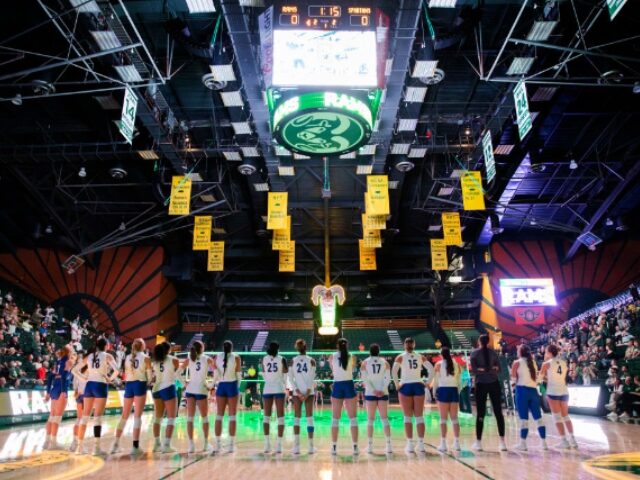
[275,440,282,454]
[152,440,162,452]
[605,402,616,411]
[471,440,483,451]
[74,444,86,455]
[69,439,78,452]
[226,443,235,453]
[607,412,618,421]
[109,442,120,455]
[162,445,176,454]
[556,438,571,449]
[352,444,359,456]
[404,441,414,455]
[331,444,337,456]
[515,440,527,452]
[263,440,271,454]
[437,440,447,453]
[49,441,60,451]
[619,412,630,420]
[452,439,461,451]
[569,437,578,449]
[308,445,317,455]
[541,439,548,451]
[187,441,195,454]
[416,441,426,453]
[499,440,508,451]
[366,442,374,454]
[130,446,143,456]
[92,445,105,456]
[292,443,300,455]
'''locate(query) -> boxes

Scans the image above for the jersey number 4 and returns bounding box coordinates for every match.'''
[557,365,562,375]
[296,363,308,373]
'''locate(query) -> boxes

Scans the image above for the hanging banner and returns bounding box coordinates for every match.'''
[514,306,545,326]
[278,241,295,272]
[482,130,496,183]
[207,241,224,271]
[359,239,377,271]
[606,0,628,20]
[119,87,137,145]
[192,216,212,250]
[514,80,532,140]
[363,228,382,249]
[362,213,386,230]
[430,239,448,271]
[267,192,288,230]
[366,175,390,215]
[461,171,485,211]
[442,212,462,246]
[168,176,192,216]
[258,6,274,88]
[272,215,292,250]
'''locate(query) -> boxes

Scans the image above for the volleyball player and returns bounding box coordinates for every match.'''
[470,334,507,451]
[77,338,119,455]
[151,342,181,453]
[330,338,359,456]
[289,338,317,454]
[69,355,88,452]
[392,338,428,454]
[511,345,547,451]
[182,340,215,454]
[261,341,288,454]
[539,344,577,449]
[213,340,242,453]
[433,347,462,452]
[360,343,392,454]
[44,345,74,449]
[111,338,151,455]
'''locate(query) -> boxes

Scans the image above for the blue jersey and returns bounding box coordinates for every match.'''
[48,356,70,393]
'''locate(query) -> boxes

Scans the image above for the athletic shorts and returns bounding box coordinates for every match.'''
[216,381,239,398]
[185,392,208,401]
[262,393,285,400]
[152,385,177,401]
[49,384,64,401]
[124,380,147,398]
[331,380,356,399]
[547,394,569,402]
[76,394,84,405]
[399,382,426,397]
[436,387,460,403]
[365,395,389,401]
[84,381,108,399]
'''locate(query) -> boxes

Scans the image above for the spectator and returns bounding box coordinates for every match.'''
[626,339,639,359]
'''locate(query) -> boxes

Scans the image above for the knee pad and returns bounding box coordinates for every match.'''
[117,418,127,430]
[166,418,175,426]
[518,419,528,430]
[552,413,563,423]
[306,417,314,433]
[562,416,571,423]
[381,419,389,427]
[403,416,413,424]
[153,416,162,426]
[293,418,301,427]
[202,415,209,425]
[451,418,458,426]
[228,415,236,422]
[80,416,90,426]
[440,420,447,426]
[367,420,374,428]
[215,415,223,422]
[133,417,142,429]
[75,418,82,426]
[350,418,358,427]
[277,417,285,426]
[263,416,271,425]
[536,419,545,427]
[187,416,195,424]
[331,418,340,427]
[94,416,103,427]
[51,416,62,425]
[415,417,424,425]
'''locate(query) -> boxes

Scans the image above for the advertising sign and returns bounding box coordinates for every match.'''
[499,278,557,307]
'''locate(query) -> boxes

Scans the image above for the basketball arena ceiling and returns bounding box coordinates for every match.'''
[0,0,639,323]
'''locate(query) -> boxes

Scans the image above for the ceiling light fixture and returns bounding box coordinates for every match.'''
[185,0,216,13]
[78,167,87,178]
[569,159,578,170]
[605,217,614,227]
[119,221,126,231]
[11,94,22,106]
[45,224,53,234]
[530,218,537,226]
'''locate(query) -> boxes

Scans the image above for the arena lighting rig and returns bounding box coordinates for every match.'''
[260,1,390,156]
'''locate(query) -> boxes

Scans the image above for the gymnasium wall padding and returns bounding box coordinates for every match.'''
[482,239,640,341]
[0,247,177,342]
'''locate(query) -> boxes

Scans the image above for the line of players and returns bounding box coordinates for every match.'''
[42,334,577,456]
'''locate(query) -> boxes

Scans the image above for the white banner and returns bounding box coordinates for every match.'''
[258,6,274,89]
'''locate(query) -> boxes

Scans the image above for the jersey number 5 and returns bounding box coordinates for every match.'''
[267,362,278,373]
[409,359,418,369]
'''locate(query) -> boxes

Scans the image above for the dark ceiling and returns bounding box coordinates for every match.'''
[1,0,639,325]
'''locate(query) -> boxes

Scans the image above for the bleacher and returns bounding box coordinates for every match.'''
[342,318,434,351]
[441,320,479,350]
[343,329,392,350]
[225,319,314,353]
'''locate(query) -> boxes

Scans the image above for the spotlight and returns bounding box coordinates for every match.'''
[569,159,578,170]
[588,244,597,252]
[283,293,289,301]
[615,218,628,232]
[119,221,126,231]
[45,224,53,234]
[530,218,537,226]
[366,292,372,300]
[11,94,22,106]
[605,217,614,227]
[633,81,640,94]
[78,166,87,178]
[464,126,471,136]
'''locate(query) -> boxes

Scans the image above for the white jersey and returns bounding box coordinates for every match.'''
[290,354,316,394]
[544,358,569,396]
[331,352,354,382]
[152,355,178,392]
[86,351,114,383]
[514,358,538,388]
[397,352,424,384]
[435,359,461,388]
[361,356,390,396]
[124,352,148,382]
[261,355,286,394]
[215,352,239,383]
[71,364,87,395]
[186,354,211,395]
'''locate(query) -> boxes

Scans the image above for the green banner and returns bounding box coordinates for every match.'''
[607,0,628,20]
[514,80,532,140]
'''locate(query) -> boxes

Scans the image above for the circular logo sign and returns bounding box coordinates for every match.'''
[271,92,374,156]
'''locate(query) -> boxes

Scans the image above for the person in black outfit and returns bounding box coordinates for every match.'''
[470,334,507,451]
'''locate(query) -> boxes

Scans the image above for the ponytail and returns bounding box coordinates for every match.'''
[442,347,454,376]
[190,340,204,362]
[222,340,233,374]
[519,345,536,380]
[479,334,490,369]
[295,338,307,355]
[267,341,279,358]
[547,344,559,357]
[337,338,349,370]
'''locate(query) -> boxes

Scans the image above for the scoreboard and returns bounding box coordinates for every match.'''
[276,3,374,29]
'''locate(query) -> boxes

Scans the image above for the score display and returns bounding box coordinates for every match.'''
[277,4,372,29]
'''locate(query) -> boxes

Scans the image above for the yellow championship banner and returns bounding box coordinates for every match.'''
[267,192,288,230]
[431,239,448,270]
[363,228,382,249]
[366,175,390,215]
[461,170,485,211]
[359,239,377,270]
[442,212,462,246]
[192,216,212,250]
[362,213,386,230]
[272,215,292,250]
[279,241,295,272]
[168,176,192,215]
[207,241,224,271]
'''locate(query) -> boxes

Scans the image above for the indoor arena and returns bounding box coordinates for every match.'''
[0,1,639,479]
